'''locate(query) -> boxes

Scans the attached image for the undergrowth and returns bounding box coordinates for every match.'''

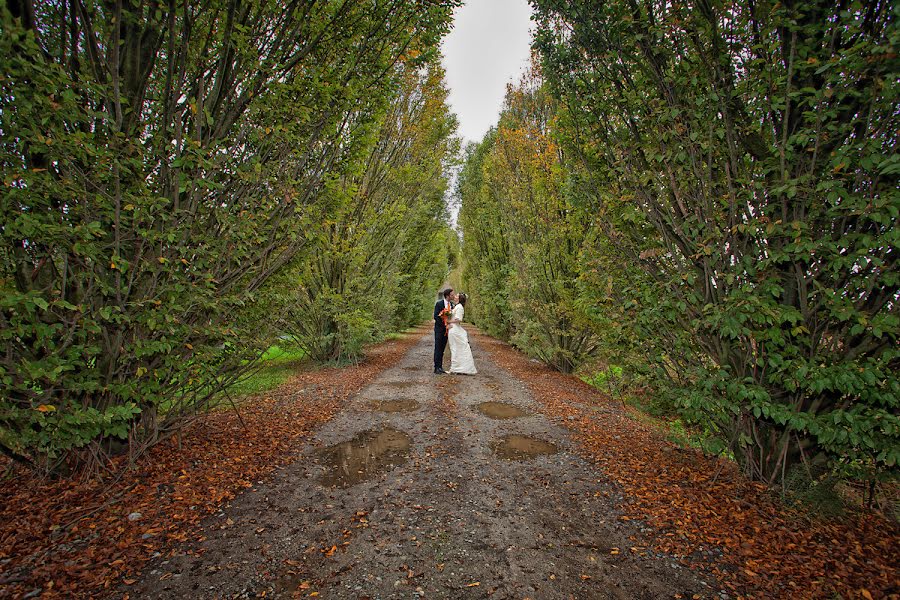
[582,364,899,522]
[227,346,307,398]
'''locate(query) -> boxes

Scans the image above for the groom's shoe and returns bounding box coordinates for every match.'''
[434,368,446,375]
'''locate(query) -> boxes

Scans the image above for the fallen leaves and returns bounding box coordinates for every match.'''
[0,330,423,599]
[480,332,900,599]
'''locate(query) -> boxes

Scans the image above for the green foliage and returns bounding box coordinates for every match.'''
[532,0,900,484]
[225,346,307,398]
[0,1,457,472]
[581,365,625,398]
[458,67,599,372]
[2,402,142,463]
[271,61,459,363]
[458,133,515,339]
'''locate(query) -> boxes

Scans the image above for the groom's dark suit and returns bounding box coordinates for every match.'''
[433,297,452,372]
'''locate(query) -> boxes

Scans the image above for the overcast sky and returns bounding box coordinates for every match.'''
[441,0,534,146]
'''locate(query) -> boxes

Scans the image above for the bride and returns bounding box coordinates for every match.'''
[447,292,477,375]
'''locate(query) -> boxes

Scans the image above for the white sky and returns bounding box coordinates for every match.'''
[441,0,534,145]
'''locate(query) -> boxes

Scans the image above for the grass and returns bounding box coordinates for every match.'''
[580,364,731,459]
[383,327,420,341]
[226,325,422,398]
[226,345,307,398]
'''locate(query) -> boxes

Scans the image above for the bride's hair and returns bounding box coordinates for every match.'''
[457,293,467,306]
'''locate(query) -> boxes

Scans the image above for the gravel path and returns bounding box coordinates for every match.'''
[131,329,715,599]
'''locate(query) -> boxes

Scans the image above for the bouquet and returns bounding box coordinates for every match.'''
[439,305,453,331]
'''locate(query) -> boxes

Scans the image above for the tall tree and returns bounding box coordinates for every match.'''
[275,60,460,362]
[458,133,514,339]
[0,0,457,472]
[533,0,899,482]
[459,65,597,372]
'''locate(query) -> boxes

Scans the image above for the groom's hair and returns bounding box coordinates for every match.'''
[442,288,453,298]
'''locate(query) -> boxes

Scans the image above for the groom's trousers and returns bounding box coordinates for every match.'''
[434,325,448,371]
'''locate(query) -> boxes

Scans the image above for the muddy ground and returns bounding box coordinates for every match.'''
[129,329,718,599]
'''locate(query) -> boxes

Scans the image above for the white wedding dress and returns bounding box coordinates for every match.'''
[448,304,477,375]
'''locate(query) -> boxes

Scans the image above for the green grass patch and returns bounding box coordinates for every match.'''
[581,364,731,459]
[663,417,731,458]
[227,345,307,398]
[383,329,416,341]
[226,326,419,399]
[259,345,306,362]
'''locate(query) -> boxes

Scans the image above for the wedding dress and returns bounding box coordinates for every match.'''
[448,304,477,375]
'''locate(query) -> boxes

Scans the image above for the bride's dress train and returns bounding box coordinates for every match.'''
[448,305,477,375]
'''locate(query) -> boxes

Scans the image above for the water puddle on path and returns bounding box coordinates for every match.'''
[371,399,420,413]
[491,435,558,460]
[318,428,411,487]
[273,571,311,597]
[476,401,527,419]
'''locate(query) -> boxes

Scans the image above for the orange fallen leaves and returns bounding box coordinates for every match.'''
[0,331,423,599]
[479,332,899,600]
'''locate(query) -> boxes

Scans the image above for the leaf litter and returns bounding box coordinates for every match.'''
[4,326,895,599]
[0,330,424,599]
[479,331,899,599]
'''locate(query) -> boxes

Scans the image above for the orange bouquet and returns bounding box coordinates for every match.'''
[439,305,453,331]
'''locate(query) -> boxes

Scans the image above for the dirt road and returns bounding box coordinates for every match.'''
[131,329,714,599]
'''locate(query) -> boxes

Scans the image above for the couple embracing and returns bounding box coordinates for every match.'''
[433,288,477,375]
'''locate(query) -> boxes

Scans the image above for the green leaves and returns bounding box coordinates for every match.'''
[458,65,598,373]
[0,1,457,473]
[529,0,900,485]
[267,60,458,363]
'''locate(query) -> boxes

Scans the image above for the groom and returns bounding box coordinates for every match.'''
[433,288,454,374]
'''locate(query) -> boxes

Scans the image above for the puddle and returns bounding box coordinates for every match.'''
[371,399,420,413]
[491,435,558,460]
[318,428,411,486]
[476,401,527,419]
[274,571,310,596]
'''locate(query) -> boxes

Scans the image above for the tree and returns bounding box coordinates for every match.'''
[533,0,899,482]
[0,0,457,472]
[274,61,460,362]
[459,65,597,372]
[458,132,514,339]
